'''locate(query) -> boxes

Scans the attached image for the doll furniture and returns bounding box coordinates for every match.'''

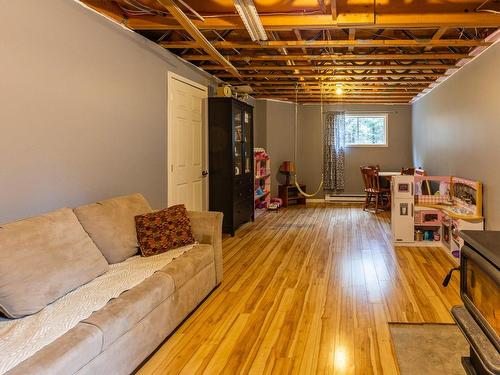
[391,174,484,263]
[254,148,271,217]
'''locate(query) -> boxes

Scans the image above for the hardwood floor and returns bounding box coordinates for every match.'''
[138,203,461,374]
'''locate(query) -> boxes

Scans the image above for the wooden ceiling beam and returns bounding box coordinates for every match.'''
[226,81,435,86]
[273,99,411,103]
[155,0,240,77]
[331,0,337,20]
[256,89,424,93]
[216,72,444,78]
[201,64,456,71]
[230,80,432,85]
[425,27,448,51]
[182,53,471,61]
[160,39,489,49]
[261,93,414,97]
[252,84,426,88]
[250,85,426,89]
[348,28,356,52]
[255,85,426,93]
[259,94,417,99]
[293,98,411,101]
[111,13,500,31]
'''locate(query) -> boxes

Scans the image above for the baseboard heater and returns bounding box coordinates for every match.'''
[324,194,365,202]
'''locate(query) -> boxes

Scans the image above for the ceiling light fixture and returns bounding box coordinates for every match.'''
[335,84,343,95]
[233,0,268,42]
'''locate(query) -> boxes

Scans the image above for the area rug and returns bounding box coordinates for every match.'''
[389,323,469,375]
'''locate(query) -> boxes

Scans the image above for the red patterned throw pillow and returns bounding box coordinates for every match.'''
[135,204,195,257]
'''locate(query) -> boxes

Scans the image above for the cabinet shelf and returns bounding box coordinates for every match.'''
[255,191,270,201]
[279,184,306,207]
[255,173,271,180]
[209,97,254,236]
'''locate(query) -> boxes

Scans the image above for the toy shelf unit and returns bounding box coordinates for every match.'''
[254,148,271,217]
[391,175,484,263]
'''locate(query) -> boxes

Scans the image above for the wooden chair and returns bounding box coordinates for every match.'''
[360,166,390,213]
[362,164,380,171]
[401,167,415,175]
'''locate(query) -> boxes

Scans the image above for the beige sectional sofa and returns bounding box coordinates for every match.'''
[1,194,223,375]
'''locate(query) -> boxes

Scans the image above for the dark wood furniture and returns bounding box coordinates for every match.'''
[452,231,500,375]
[360,166,390,213]
[208,97,254,236]
[401,167,416,175]
[279,184,306,207]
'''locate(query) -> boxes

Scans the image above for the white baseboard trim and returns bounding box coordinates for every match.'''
[325,194,365,202]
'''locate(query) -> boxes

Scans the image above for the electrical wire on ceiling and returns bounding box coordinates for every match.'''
[118,0,204,20]
[118,1,325,19]
[475,0,500,14]
[203,10,324,18]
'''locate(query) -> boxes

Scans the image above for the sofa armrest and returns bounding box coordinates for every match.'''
[187,211,223,284]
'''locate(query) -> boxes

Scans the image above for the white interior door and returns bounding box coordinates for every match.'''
[167,73,208,211]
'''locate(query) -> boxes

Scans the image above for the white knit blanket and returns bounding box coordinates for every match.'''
[0,244,195,375]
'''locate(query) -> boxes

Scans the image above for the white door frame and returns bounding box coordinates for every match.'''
[167,72,209,209]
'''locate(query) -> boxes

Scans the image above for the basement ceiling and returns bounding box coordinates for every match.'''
[82,0,500,104]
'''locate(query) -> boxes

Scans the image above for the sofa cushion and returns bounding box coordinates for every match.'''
[82,272,175,350]
[74,193,153,264]
[0,208,109,319]
[135,204,195,257]
[158,244,215,289]
[5,323,103,375]
[74,264,217,375]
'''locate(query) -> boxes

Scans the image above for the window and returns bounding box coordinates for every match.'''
[345,114,388,147]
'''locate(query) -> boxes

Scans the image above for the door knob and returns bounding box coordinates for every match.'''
[202,170,209,177]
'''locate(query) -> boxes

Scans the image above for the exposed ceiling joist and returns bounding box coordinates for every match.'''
[216,72,446,78]
[425,27,448,51]
[258,87,424,91]
[331,0,337,20]
[160,39,490,49]
[348,28,356,51]
[264,91,415,96]
[202,64,456,71]
[225,79,438,85]
[250,86,428,91]
[93,12,500,31]
[81,0,500,104]
[153,0,240,77]
[182,53,471,61]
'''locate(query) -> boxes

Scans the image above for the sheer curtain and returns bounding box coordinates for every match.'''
[323,111,346,193]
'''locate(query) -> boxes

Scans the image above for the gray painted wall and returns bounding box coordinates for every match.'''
[413,42,500,230]
[253,100,296,196]
[254,101,413,198]
[254,100,267,149]
[298,104,413,197]
[0,0,217,224]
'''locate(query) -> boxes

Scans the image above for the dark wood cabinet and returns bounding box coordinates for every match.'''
[208,98,254,235]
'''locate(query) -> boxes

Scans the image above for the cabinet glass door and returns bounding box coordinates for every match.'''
[233,109,243,176]
[243,110,252,175]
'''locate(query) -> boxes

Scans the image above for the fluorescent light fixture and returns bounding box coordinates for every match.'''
[234,0,268,42]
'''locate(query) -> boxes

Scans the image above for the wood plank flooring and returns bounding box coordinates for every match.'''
[138,203,461,374]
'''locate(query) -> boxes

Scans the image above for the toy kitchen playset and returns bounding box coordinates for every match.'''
[391,175,484,262]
